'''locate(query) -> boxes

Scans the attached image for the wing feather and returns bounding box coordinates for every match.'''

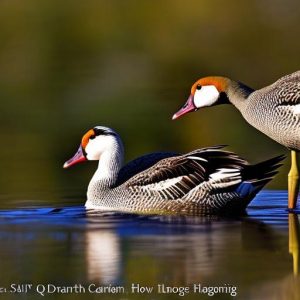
[116,152,178,186]
[125,147,248,201]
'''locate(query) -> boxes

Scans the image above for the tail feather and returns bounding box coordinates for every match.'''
[232,155,284,214]
[242,154,285,183]
[208,154,284,215]
[237,155,285,199]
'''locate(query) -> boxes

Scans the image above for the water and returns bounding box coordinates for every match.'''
[0,190,299,300]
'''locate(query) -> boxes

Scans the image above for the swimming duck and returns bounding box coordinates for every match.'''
[63,126,283,215]
[173,71,300,209]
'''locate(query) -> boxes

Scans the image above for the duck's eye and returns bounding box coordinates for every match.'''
[196,85,202,90]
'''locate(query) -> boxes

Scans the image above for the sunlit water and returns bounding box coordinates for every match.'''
[0,190,299,300]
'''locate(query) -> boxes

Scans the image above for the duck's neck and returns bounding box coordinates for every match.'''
[226,80,255,111]
[87,138,124,195]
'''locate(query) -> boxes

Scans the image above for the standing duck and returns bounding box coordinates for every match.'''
[63,126,283,215]
[172,71,300,209]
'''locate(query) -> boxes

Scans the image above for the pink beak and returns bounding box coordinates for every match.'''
[172,94,197,120]
[63,146,86,168]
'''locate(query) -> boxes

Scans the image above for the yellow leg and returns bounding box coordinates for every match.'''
[288,150,299,209]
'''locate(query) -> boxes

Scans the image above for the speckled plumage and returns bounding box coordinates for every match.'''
[78,128,283,215]
[172,71,300,209]
[226,71,300,151]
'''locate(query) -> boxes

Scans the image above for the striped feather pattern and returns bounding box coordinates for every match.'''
[82,130,284,215]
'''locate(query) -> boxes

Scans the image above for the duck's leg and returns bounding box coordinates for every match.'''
[288,150,299,209]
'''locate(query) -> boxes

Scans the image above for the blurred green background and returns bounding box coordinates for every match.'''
[0,0,299,206]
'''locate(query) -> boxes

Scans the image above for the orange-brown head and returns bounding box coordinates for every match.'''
[63,126,118,168]
[172,76,230,120]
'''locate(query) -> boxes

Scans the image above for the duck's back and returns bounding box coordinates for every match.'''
[116,152,178,186]
[244,71,300,150]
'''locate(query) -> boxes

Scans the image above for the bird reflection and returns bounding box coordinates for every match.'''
[83,212,284,285]
[85,229,121,284]
[85,211,122,284]
[83,213,227,284]
[289,213,299,276]
[247,212,300,300]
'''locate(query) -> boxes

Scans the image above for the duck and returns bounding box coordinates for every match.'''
[172,71,300,209]
[63,126,283,215]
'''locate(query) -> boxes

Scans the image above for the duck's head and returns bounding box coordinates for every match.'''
[172,76,230,120]
[63,126,118,168]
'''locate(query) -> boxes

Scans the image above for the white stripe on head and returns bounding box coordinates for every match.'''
[194,85,219,108]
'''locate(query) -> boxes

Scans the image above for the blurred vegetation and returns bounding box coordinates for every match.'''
[0,0,299,206]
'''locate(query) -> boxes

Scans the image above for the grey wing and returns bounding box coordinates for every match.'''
[116,152,179,186]
[275,81,300,106]
[124,146,247,201]
[273,70,300,85]
[257,80,300,106]
[259,70,300,105]
[183,168,242,204]
[124,151,208,200]
[182,170,251,215]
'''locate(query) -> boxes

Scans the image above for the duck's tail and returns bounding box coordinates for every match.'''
[227,154,285,215]
[219,155,285,216]
[238,154,285,196]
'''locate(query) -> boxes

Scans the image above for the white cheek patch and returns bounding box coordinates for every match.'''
[85,136,107,160]
[194,85,220,108]
[85,140,100,160]
[85,135,116,160]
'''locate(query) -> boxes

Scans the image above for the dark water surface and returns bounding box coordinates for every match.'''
[0,191,299,300]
